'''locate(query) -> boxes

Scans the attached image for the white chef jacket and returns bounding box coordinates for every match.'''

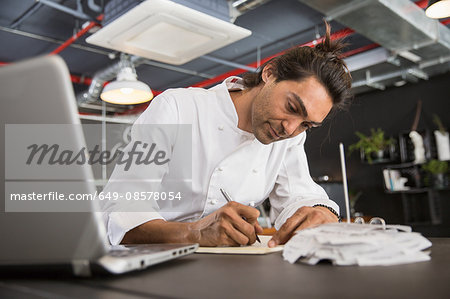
[102,77,339,245]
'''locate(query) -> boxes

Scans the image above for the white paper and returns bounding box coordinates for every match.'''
[196,235,283,255]
[283,223,432,266]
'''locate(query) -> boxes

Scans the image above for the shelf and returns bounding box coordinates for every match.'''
[361,158,396,165]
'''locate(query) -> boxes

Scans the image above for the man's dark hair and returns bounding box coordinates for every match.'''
[242,22,352,110]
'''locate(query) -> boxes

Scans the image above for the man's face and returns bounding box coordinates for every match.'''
[251,74,333,145]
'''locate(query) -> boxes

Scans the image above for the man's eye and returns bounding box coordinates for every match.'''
[288,103,296,112]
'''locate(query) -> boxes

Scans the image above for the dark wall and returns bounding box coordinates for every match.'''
[305,72,450,236]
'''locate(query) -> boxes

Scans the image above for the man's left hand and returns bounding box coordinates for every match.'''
[268,206,338,247]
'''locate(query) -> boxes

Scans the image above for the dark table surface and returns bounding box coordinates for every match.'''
[1,238,449,299]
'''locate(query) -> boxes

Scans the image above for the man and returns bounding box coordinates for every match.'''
[101,23,352,247]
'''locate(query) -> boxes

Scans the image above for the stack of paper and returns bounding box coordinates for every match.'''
[283,223,432,266]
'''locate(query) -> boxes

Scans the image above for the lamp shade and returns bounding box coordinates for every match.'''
[426,0,450,19]
[101,80,153,105]
[100,65,153,105]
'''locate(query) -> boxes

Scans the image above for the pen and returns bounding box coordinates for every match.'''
[220,188,261,243]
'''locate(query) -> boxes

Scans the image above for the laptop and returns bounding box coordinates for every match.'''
[0,55,198,276]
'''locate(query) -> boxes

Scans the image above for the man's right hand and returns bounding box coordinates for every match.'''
[189,201,263,246]
[121,201,263,247]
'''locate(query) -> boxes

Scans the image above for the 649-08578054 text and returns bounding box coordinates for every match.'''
[97,191,182,201]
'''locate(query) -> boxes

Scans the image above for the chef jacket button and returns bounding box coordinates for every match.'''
[218,125,224,131]
[210,199,218,205]
[253,169,258,173]
[218,167,223,171]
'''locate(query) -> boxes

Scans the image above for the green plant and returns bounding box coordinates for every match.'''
[422,159,448,175]
[349,128,394,164]
[433,114,446,134]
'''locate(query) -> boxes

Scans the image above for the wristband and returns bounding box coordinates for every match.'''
[313,204,342,222]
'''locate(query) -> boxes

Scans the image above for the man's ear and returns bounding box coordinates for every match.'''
[261,64,275,83]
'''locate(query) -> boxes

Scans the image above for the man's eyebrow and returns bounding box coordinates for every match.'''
[289,92,323,127]
[289,92,308,117]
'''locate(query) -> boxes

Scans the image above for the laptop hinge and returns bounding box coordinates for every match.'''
[72,259,92,277]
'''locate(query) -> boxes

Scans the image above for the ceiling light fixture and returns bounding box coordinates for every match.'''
[86,0,251,65]
[100,54,153,105]
[425,0,450,19]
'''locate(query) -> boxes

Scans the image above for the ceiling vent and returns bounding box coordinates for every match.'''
[86,0,252,65]
[298,0,450,60]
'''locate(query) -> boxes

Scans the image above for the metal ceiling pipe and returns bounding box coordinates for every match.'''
[344,47,388,72]
[77,55,146,105]
[87,0,103,13]
[141,60,213,79]
[231,0,272,13]
[10,2,43,29]
[38,0,93,20]
[201,55,257,72]
[351,54,450,88]
[0,25,110,55]
[297,0,450,61]
[229,0,272,21]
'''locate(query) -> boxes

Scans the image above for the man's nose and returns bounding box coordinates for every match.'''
[281,118,303,137]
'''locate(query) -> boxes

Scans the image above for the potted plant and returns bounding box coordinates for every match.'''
[422,159,448,189]
[349,128,395,164]
[433,114,450,161]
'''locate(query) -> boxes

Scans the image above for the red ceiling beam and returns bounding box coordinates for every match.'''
[341,43,380,58]
[415,0,428,9]
[70,74,93,85]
